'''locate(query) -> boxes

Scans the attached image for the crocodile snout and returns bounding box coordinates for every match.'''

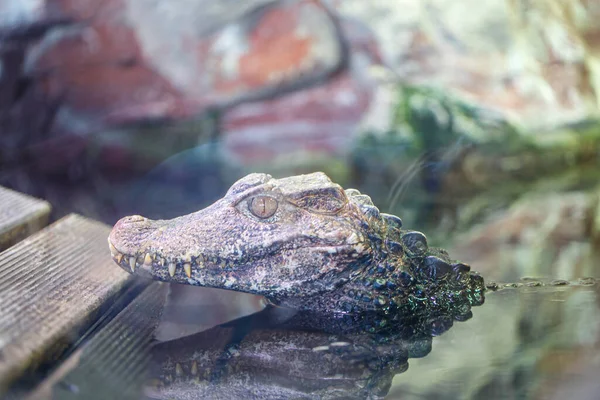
[108,215,163,273]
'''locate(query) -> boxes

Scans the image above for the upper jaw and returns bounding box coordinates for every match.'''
[108,233,363,280]
[108,237,229,278]
[108,207,368,281]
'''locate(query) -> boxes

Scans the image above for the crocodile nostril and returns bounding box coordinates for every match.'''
[124,215,146,223]
[112,215,149,232]
[109,215,157,258]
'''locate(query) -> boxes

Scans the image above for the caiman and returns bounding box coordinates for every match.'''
[108,172,487,399]
[108,172,485,321]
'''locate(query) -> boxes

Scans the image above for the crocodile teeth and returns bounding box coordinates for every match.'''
[191,361,198,375]
[116,254,123,263]
[168,262,176,277]
[175,363,183,377]
[129,256,136,272]
[144,253,153,265]
[184,262,192,278]
[108,241,117,255]
[330,341,350,347]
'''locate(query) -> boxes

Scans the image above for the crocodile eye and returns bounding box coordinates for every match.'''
[248,196,278,219]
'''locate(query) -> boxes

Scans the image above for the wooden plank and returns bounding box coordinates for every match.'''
[0,214,132,395]
[0,186,51,252]
[26,283,168,400]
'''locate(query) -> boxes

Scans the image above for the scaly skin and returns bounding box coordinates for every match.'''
[108,172,485,317]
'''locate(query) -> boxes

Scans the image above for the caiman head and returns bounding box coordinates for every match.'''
[109,173,374,296]
[109,172,485,314]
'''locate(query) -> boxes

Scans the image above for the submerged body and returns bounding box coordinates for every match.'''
[108,172,485,317]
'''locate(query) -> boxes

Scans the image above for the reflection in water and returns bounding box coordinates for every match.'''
[144,279,600,399]
[144,283,485,400]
